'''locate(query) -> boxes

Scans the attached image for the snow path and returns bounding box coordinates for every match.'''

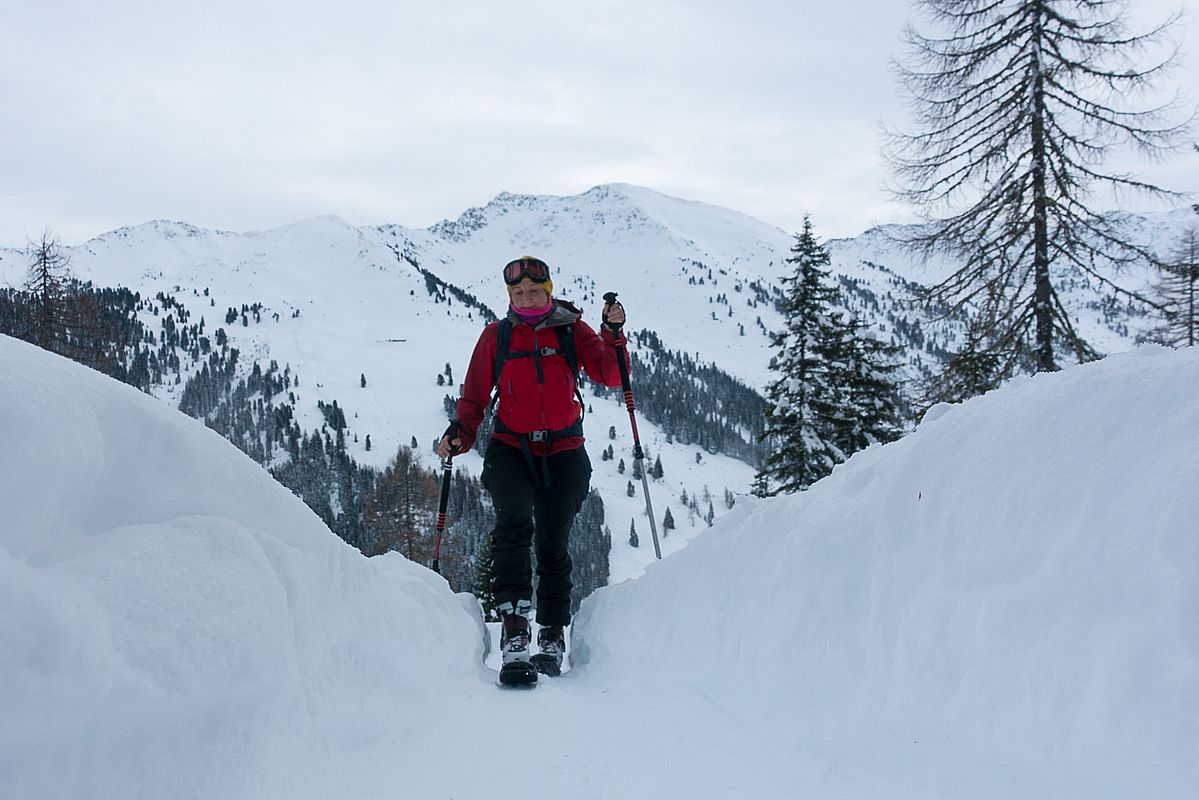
[3,333,1197,799]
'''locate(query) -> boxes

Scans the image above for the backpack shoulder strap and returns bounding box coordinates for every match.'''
[556,323,586,424]
[555,323,579,380]
[488,319,513,410]
[493,318,513,388]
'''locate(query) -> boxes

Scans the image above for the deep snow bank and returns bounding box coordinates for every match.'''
[0,335,484,799]
[4,333,1197,799]
[575,345,1199,797]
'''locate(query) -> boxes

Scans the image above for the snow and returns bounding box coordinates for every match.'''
[2,184,1188,593]
[2,186,777,584]
[3,332,1196,798]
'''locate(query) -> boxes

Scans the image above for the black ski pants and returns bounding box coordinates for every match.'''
[482,441,591,627]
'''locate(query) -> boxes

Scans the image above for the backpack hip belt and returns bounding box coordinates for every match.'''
[493,416,584,488]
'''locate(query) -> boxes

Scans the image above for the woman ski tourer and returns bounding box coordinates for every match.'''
[437,256,627,685]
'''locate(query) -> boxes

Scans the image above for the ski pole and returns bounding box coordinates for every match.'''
[432,425,460,574]
[603,291,661,560]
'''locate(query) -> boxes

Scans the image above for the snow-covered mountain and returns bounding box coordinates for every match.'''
[826,206,1197,356]
[0,185,802,583]
[0,184,1191,580]
[3,333,1195,798]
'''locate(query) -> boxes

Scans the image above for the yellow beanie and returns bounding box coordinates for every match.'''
[507,277,553,297]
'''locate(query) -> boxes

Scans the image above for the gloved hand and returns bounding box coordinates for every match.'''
[601,292,626,333]
[436,421,462,459]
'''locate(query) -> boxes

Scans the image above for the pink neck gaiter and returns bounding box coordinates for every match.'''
[510,299,553,324]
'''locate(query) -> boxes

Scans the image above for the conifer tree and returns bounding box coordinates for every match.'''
[473,532,496,618]
[1143,227,1199,347]
[824,319,906,454]
[756,217,845,495]
[919,303,1007,409]
[650,454,664,480]
[564,491,610,615]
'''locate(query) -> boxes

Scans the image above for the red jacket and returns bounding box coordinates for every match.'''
[455,300,627,455]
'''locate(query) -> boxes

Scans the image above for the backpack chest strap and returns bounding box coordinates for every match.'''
[506,346,564,383]
[494,319,578,388]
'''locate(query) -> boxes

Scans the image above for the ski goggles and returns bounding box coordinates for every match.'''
[503,257,551,286]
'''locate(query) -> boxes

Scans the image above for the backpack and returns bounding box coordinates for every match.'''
[489,318,585,487]
[492,318,580,397]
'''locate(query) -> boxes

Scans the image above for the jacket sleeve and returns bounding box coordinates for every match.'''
[454,324,497,453]
[575,319,627,388]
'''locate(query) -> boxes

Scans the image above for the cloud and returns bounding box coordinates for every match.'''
[0,0,1193,245]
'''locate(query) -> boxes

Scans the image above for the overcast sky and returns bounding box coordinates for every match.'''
[2,0,1195,247]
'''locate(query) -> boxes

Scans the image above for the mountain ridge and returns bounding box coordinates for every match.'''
[3,183,1190,401]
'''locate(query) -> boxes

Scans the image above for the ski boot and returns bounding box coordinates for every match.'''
[530,625,566,677]
[497,600,537,686]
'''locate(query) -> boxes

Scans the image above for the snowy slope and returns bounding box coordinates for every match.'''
[0,334,485,799]
[3,333,1195,798]
[577,345,1199,797]
[1,187,783,583]
[0,186,1192,585]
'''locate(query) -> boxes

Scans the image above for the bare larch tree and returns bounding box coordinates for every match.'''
[888,0,1190,384]
[24,230,74,355]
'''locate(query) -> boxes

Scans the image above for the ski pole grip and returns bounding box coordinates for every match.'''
[602,291,624,335]
[441,420,462,456]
